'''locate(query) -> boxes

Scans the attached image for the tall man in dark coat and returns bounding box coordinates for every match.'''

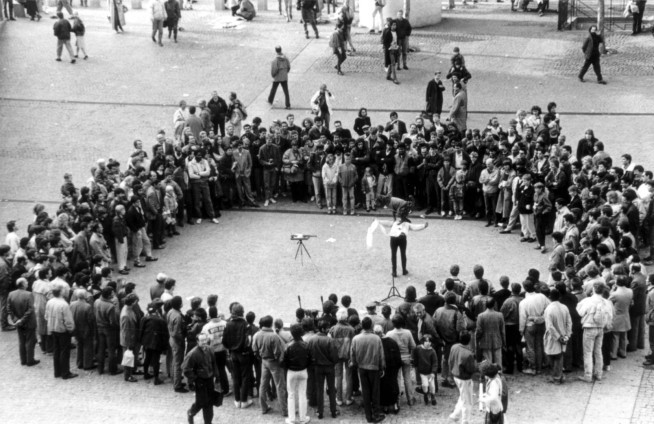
[395,10,412,70]
[8,278,39,366]
[476,298,506,365]
[628,263,648,351]
[578,25,606,84]
[207,91,228,137]
[425,71,446,117]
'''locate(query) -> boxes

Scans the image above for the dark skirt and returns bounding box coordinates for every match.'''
[379,366,400,406]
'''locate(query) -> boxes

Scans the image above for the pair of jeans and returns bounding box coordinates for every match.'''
[312,175,324,206]
[115,239,127,270]
[260,359,288,414]
[386,49,398,81]
[359,368,381,421]
[335,359,353,402]
[548,353,563,380]
[582,327,604,379]
[341,186,355,213]
[130,227,152,261]
[325,185,337,210]
[390,234,407,276]
[504,325,523,373]
[481,347,502,368]
[191,181,215,219]
[426,176,440,209]
[56,0,72,14]
[483,191,499,224]
[628,314,645,350]
[524,323,545,371]
[314,364,337,415]
[398,37,409,67]
[213,350,230,393]
[0,293,8,328]
[371,5,384,31]
[441,342,455,383]
[268,81,290,108]
[611,331,627,358]
[398,362,412,404]
[301,9,318,36]
[189,377,215,424]
[450,377,473,424]
[144,349,161,378]
[97,328,118,373]
[56,39,75,60]
[75,333,94,369]
[519,213,536,239]
[170,337,185,389]
[17,327,37,365]
[53,331,72,377]
[377,173,393,197]
[262,168,277,201]
[578,55,603,82]
[231,351,252,402]
[535,214,548,246]
[333,48,346,71]
[235,175,256,205]
[287,369,308,422]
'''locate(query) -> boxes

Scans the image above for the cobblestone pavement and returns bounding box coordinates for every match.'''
[1,2,654,423]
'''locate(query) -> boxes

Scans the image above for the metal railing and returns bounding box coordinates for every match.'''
[569,0,629,31]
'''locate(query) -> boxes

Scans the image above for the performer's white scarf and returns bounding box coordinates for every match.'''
[366,219,389,249]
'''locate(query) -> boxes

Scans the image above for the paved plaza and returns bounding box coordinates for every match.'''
[1,1,654,423]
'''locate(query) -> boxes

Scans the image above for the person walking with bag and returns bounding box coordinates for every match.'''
[120,293,140,382]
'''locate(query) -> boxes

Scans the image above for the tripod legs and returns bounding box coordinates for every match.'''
[295,241,314,267]
[382,275,403,302]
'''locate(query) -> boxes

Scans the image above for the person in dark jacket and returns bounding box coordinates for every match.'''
[578,25,607,84]
[125,189,157,268]
[425,71,446,117]
[394,10,412,70]
[70,13,87,59]
[307,319,340,419]
[282,324,311,424]
[53,12,75,64]
[376,324,401,414]
[183,333,220,424]
[448,332,477,424]
[222,302,254,408]
[164,0,181,42]
[140,299,168,385]
[207,91,228,137]
[94,287,120,375]
[330,24,346,75]
[112,204,129,275]
[353,108,372,136]
[381,19,399,84]
[268,45,291,109]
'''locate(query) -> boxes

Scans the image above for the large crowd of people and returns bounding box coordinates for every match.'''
[2,89,654,424]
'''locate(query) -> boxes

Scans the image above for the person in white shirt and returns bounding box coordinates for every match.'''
[5,221,20,255]
[378,215,428,277]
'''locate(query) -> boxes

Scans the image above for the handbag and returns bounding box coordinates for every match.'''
[121,349,135,367]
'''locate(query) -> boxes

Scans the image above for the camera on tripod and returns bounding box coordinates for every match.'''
[290,234,317,241]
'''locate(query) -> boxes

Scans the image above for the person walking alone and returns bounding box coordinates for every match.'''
[330,24,346,76]
[381,18,399,85]
[298,0,319,39]
[578,25,607,84]
[268,45,291,109]
[53,12,75,64]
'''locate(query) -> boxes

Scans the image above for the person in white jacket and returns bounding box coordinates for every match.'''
[150,0,168,47]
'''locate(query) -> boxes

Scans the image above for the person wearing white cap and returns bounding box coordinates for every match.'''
[150,272,168,300]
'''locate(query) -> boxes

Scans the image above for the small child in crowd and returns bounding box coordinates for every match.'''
[413,335,438,405]
[362,167,377,212]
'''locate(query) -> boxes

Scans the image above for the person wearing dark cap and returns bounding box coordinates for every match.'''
[183,332,220,424]
[120,293,140,382]
[95,286,120,375]
[140,299,168,384]
[8,278,39,366]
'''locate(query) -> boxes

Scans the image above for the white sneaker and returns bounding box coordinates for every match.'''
[234,401,241,409]
[336,399,343,406]
[448,211,453,216]
[310,196,315,202]
[212,218,220,224]
[196,219,202,224]
[441,211,446,217]
[270,198,277,204]
[264,200,269,207]
[241,399,254,408]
